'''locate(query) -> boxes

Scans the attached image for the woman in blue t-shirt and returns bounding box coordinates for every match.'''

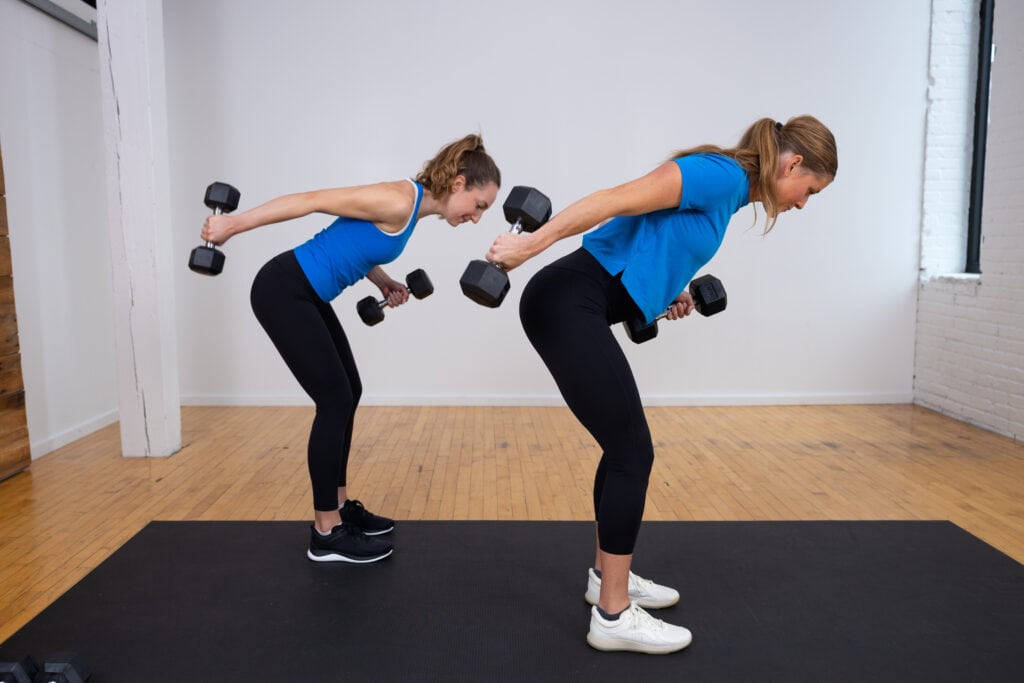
[485,116,837,654]
[201,134,501,563]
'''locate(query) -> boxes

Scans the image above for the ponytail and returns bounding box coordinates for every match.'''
[416,134,502,199]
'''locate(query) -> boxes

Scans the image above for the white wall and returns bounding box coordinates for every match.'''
[166,0,930,407]
[0,0,118,457]
[3,1,945,458]
[915,0,1024,440]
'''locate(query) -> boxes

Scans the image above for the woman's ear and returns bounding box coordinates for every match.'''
[450,174,467,192]
[785,154,805,176]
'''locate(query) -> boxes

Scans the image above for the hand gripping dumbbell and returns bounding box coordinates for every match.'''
[459,185,552,308]
[188,181,240,276]
[623,274,728,344]
[356,269,434,326]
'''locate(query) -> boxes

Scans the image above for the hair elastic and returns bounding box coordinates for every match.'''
[775,121,783,132]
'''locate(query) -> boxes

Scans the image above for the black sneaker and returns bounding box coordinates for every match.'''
[307,522,393,563]
[340,499,395,536]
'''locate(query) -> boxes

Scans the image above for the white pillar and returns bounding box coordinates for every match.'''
[97,0,181,457]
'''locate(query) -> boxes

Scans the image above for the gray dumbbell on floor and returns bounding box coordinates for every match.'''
[460,185,552,308]
[357,269,434,326]
[623,274,727,344]
[188,181,240,276]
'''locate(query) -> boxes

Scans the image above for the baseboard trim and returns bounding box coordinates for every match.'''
[181,392,913,407]
[30,409,119,459]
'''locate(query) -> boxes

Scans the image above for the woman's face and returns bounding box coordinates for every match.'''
[444,177,499,227]
[775,153,832,213]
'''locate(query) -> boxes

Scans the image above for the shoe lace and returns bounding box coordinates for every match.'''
[627,602,665,631]
[343,499,369,522]
[628,572,654,593]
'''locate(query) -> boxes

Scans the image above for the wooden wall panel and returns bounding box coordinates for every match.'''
[0,145,30,481]
[0,235,11,276]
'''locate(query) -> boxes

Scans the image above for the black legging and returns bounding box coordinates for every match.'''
[520,248,654,555]
[250,251,361,512]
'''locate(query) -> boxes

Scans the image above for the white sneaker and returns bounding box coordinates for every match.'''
[587,602,693,654]
[584,568,680,609]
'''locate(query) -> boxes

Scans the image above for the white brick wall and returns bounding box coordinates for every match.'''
[915,0,1024,440]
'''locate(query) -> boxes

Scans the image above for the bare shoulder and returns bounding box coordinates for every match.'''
[371,179,419,233]
[313,179,416,231]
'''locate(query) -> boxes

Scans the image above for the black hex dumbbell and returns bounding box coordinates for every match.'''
[0,652,92,683]
[357,269,434,326]
[0,654,38,682]
[623,274,727,344]
[188,181,240,276]
[460,185,552,308]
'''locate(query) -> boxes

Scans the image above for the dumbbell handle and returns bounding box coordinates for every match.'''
[201,206,226,249]
[652,289,724,321]
[488,220,526,273]
[628,304,691,338]
[368,289,418,309]
[369,296,405,309]
[647,305,686,325]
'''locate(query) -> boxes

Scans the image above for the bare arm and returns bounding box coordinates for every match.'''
[201,181,414,245]
[486,161,683,269]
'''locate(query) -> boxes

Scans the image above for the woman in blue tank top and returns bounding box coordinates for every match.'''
[485,116,837,654]
[200,134,501,563]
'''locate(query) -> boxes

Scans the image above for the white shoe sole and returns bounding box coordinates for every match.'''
[586,630,692,654]
[306,548,393,563]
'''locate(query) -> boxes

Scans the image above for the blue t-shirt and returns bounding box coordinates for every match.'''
[293,180,424,302]
[582,153,749,324]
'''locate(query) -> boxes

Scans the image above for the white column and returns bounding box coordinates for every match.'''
[97,0,181,457]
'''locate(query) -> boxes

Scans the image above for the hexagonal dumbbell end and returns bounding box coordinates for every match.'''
[0,654,39,682]
[503,186,552,233]
[188,244,225,276]
[689,274,727,316]
[357,296,386,326]
[406,269,434,299]
[459,259,510,308]
[204,182,240,213]
[38,652,90,683]
[623,316,659,344]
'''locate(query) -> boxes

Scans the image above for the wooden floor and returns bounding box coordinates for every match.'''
[1,403,1022,642]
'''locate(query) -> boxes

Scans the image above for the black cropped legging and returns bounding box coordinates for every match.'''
[520,248,655,555]
[250,251,361,512]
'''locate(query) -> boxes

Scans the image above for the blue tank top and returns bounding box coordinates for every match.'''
[292,179,424,302]
[582,154,749,324]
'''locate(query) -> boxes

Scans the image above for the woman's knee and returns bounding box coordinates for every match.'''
[311,378,357,417]
[605,433,655,479]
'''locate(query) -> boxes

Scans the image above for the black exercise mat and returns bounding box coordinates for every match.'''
[2,521,1022,682]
